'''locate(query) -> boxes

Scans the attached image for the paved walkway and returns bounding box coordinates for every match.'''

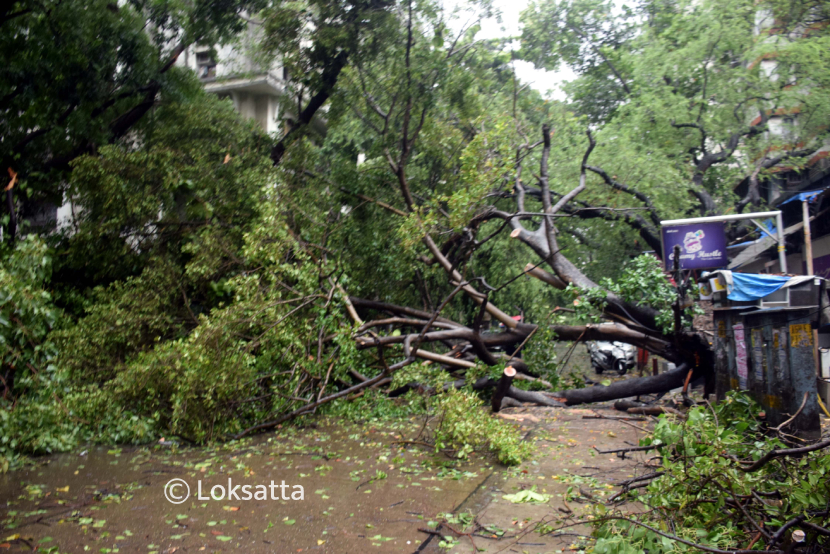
[421,406,652,554]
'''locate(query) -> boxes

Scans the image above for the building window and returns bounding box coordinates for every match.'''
[196,51,216,78]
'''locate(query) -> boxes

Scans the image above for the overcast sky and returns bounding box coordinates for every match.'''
[444,0,575,100]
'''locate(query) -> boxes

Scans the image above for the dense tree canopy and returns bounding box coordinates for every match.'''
[0,0,265,240]
[521,0,830,218]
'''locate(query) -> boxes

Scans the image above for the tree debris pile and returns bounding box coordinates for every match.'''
[588,393,830,554]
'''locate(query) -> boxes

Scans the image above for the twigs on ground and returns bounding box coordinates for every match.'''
[594,445,663,456]
[589,409,651,433]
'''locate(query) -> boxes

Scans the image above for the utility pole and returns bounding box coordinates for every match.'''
[802,198,820,376]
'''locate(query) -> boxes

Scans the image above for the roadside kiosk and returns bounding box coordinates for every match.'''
[706,270,825,439]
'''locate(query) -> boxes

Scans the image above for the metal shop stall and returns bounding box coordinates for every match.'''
[707,271,826,439]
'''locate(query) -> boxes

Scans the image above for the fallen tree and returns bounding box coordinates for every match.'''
[329,120,711,411]
[285,0,830,415]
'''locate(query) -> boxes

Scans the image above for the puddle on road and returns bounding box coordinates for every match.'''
[0,418,495,553]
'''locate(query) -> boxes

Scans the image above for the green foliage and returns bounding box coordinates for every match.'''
[13,0,823,481]
[521,0,830,218]
[520,0,635,122]
[568,255,700,333]
[0,236,59,379]
[1,93,383,459]
[57,97,272,287]
[432,388,533,465]
[593,392,830,553]
[0,237,157,471]
[0,0,264,216]
[324,389,425,421]
[520,321,562,390]
[0,236,60,468]
[389,363,532,465]
[391,362,451,390]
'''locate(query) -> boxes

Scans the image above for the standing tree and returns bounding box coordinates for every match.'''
[0,0,264,242]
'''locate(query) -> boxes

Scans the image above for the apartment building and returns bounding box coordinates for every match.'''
[176,18,286,135]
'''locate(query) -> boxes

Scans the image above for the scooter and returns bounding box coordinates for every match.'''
[586,341,636,376]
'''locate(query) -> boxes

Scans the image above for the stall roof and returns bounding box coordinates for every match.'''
[705,270,820,302]
[777,188,826,206]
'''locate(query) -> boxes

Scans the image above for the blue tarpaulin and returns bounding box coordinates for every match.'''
[779,190,824,206]
[727,273,791,301]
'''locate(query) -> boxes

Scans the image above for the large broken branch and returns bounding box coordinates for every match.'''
[553,363,690,405]
[235,360,405,439]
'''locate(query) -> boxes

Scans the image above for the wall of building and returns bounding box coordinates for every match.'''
[739,230,830,278]
[176,17,286,136]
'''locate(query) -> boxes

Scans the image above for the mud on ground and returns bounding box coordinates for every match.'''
[0,403,655,554]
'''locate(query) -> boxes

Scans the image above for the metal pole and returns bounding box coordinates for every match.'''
[775,211,788,274]
[802,200,813,275]
[673,245,682,337]
[661,211,782,226]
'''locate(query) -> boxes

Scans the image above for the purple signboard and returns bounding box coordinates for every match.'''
[661,222,728,270]
[805,253,830,279]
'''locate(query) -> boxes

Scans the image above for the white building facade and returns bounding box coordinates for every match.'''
[176,19,286,135]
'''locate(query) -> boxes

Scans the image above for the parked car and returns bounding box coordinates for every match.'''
[587,341,636,375]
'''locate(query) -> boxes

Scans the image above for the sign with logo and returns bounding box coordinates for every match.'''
[661,222,727,270]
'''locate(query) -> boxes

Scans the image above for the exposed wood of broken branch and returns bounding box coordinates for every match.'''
[411,349,476,368]
[492,366,517,412]
[357,318,460,333]
[336,283,363,325]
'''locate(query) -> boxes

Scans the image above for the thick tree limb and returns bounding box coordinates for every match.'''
[358,317,459,333]
[422,234,517,328]
[524,262,663,334]
[506,385,567,407]
[524,264,568,289]
[552,195,661,252]
[553,363,690,405]
[683,110,769,215]
[272,51,349,165]
[737,146,816,212]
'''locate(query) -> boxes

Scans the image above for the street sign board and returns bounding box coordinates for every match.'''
[661,221,728,270]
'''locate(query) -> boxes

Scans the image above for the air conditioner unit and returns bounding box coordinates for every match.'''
[788,278,821,307]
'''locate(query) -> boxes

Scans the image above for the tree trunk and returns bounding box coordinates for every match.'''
[554,364,690,405]
[5,188,16,243]
[506,385,567,407]
[491,366,516,412]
